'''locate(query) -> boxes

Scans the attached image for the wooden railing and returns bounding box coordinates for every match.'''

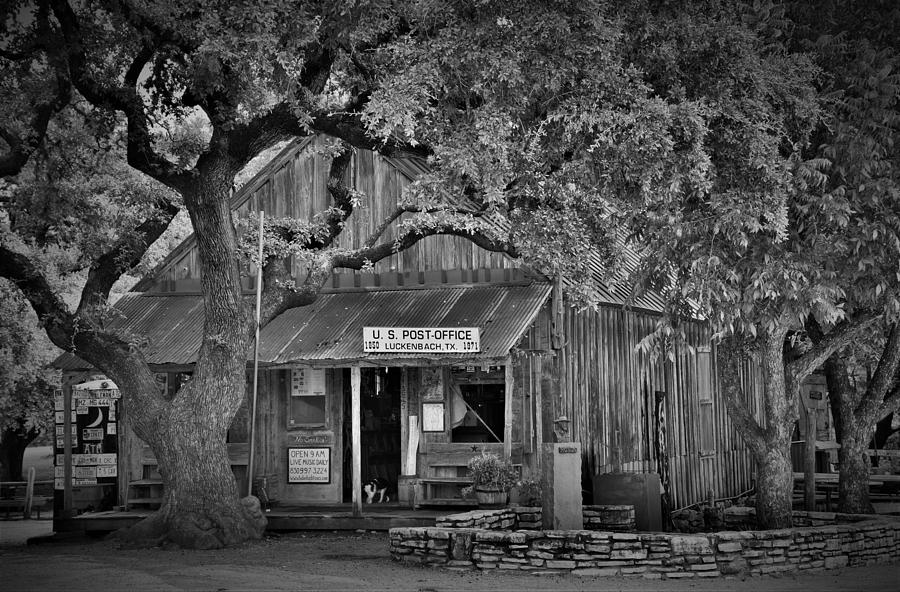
[0,467,52,519]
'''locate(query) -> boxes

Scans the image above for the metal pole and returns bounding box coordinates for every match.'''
[247,212,265,498]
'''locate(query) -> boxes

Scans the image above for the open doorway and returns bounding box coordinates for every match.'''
[342,367,402,502]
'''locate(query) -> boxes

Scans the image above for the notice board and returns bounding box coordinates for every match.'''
[287,447,331,483]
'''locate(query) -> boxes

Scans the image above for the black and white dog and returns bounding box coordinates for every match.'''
[363,477,391,503]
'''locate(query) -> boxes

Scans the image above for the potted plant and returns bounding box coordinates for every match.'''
[509,478,542,507]
[463,451,518,507]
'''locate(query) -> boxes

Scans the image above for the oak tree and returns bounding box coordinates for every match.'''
[621,0,900,526]
[1,0,713,547]
[1,0,835,543]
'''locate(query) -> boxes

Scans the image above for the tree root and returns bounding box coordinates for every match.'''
[112,495,267,549]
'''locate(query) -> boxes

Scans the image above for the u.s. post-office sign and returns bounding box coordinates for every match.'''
[363,327,480,353]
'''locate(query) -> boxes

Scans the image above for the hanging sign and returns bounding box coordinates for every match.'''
[363,327,480,353]
[287,447,331,483]
[291,367,326,397]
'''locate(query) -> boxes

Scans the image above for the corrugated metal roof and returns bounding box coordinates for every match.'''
[261,283,551,364]
[53,352,92,371]
[108,294,206,364]
[56,283,551,369]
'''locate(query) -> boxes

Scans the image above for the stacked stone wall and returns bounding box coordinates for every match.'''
[391,511,900,579]
[434,505,635,532]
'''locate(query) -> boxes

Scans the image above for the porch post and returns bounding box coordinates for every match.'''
[63,378,73,517]
[504,357,514,459]
[803,402,817,511]
[351,366,362,517]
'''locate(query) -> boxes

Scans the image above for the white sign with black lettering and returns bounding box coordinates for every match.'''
[72,453,117,466]
[287,447,331,483]
[363,327,480,353]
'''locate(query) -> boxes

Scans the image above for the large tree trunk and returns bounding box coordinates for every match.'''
[754,445,795,528]
[119,381,266,549]
[821,325,900,514]
[718,331,796,529]
[0,424,38,482]
[821,351,873,513]
[837,431,873,513]
[113,149,266,548]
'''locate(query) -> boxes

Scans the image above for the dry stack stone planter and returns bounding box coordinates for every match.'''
[390,509,900,579]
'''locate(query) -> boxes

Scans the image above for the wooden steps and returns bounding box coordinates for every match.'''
[125,478,163,510]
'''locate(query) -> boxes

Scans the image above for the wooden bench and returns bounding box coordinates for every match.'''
[413,444,523,508]
[126,443,249,510]
[0,495,51,519]
[793,471,900,510]
[416,463,474,508]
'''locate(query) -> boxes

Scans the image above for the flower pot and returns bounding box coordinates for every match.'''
[474,487,508,508]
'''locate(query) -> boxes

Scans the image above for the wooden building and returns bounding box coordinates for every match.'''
[55,137,765,519]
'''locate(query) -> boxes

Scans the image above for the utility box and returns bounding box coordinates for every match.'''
[593,472,662,531]
[541,443,583,530]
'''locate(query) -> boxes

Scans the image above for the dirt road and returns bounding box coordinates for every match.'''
[2,529,898,592]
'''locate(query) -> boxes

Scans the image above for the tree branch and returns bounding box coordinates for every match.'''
[787,313,880,380]
[365,204,489,248]
[0,244,75,349]
[77,197,180,312]
[256,214,518,327]
[310,109,431,161]
[258,257,329,327]
[881,378,900,419]
[717,337,768,458]
[333,225,518,270]
[0,73,71,177]
[862,324,900,414]
[0,243,166,419]
[321,144,354,246]
[49,0,188,190]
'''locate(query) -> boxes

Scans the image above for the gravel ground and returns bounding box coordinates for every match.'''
[1,528,898,592]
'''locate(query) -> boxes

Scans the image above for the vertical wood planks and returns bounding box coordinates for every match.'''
[556,304,762,510]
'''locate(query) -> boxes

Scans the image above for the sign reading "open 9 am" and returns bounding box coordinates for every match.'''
[363,327,480,353]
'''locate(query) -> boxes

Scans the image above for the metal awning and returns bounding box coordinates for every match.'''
[54,282,551,369]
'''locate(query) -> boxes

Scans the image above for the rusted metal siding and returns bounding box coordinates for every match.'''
[553,304,765,510]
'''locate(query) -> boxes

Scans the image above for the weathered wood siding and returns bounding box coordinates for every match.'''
[155,138,515,285]
[252,368,345,504]
[553,305,765,510]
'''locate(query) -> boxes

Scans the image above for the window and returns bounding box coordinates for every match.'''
[450,383,505,443]
[289,367,327,427]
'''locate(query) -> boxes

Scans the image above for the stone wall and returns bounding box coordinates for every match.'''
[434,505,635,532]
[391,511,900,578]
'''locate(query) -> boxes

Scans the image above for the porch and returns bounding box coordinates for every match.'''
[55,503,465,536]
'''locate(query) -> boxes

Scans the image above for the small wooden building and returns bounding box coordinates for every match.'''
[55,137,765,519]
